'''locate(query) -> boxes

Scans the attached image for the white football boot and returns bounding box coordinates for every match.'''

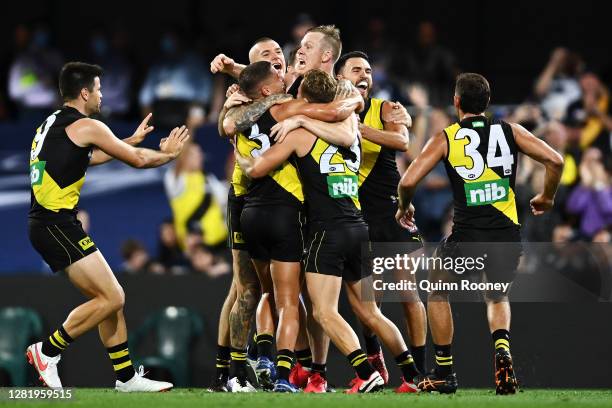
[227,376,257,392]
[26,342,62,389]
[115,365,173,392]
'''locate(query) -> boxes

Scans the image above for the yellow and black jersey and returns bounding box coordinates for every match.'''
[358,97,401,220]
[29,107,91,223]
[443,115,519,230]
[293,136,363,225]
[236,110,304,209]
[164,170,228,248]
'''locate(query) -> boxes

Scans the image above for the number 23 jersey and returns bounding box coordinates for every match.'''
[443,115,519,230]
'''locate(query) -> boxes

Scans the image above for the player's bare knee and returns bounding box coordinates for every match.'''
[484,291,509,303]
[106,285,125,312]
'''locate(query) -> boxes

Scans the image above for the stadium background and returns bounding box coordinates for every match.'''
[0,0,611,389]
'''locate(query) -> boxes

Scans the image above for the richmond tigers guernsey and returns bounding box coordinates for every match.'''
[294,136,363,224]
[358,97,401,219]
[29,107,91,223]
[443,115,519,230]
[235,110,304,208]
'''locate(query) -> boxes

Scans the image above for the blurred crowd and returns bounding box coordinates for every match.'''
[2,17,610,276]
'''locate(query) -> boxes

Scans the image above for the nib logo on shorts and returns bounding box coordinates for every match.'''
[79,236,95,250]
[465,178,509,206]
[327,175,358,198]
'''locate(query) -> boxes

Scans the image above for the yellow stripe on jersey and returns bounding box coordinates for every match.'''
[169,171,228,248]
[358,98,385,187]
[445,124,518,225]
[236,132,304,203]
[309,138,361,210]
[30,158,85,212]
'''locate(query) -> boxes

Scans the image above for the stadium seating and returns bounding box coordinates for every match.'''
[0,307,43,386]
[129,306,203,386]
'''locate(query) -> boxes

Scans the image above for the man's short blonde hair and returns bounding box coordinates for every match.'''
[307,25,342,63]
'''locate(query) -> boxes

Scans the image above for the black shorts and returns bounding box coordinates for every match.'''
[439,226,522,295]
[304,221,370,282]
[227,193,247,251]
[241,205,305,262]
[28,218,98,273]
[365,215,424,246]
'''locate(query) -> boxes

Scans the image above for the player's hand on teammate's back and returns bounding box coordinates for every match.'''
[529,193,554,215]
[210,54,236,74]
[160,125,190,158]
[226,84,241,98]
[224,91,252,110]
[131,113,155,144]
[395,204,416,229]
[383,102,412,128]
[271,115,305,143]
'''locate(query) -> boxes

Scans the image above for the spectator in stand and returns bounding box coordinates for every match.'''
[164,143,228,251]
[282,13,315,60]
[190,243,230,278]
[120,239,164,275]
[8,23,63,122]
[87,27,132,118]
[139,28,212,131]
[566,148,612,239]
[535,47,584,121]
[564,72,612,156]
[157,219,190,274]
[392,21,458,107]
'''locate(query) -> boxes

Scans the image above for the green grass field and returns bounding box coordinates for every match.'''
[3,389,612,408]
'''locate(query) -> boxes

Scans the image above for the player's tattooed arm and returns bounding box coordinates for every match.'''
[223,93,293,136]
[218,88,252,138]
[396,131,447,228]
[360,101,410,152]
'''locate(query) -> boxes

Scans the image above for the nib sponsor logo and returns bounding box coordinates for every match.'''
[464,178,510,206]
[327,175,359,199]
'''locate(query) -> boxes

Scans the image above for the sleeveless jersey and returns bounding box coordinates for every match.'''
[29,107,91,223]
[235,110,303,208]
[443,115,519,229]
[294,135,363,224]
[358,97,401,219]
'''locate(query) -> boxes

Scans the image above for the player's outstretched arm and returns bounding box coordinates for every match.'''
[89,113,155,166]
[71,119,189,169]
[234,131,300,179]
[223,93,293,136]
[210,53,246,78]
[360,102,410,152]
[270,113,357,147]
[511,123,564,215]
[396,131,447,228]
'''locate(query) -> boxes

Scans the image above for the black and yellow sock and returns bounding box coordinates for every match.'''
[395,350,420,382]
[311,363,327,379]
[107,342,136,383]
[492,329,511,352]
[230,348,248,380]
[347,349,375,380]
[256,333,274,360]
[411,345,426,374]
[276,349,295,381]
[295,348,312,369]
[41,326,73,358]
[247,332,258,360]
[216,345,231,378]
[363,332,381,355]
[434,344,453,378]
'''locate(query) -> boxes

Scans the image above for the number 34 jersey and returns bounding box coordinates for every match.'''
[29,107,91,222]
[443,115,519,230]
